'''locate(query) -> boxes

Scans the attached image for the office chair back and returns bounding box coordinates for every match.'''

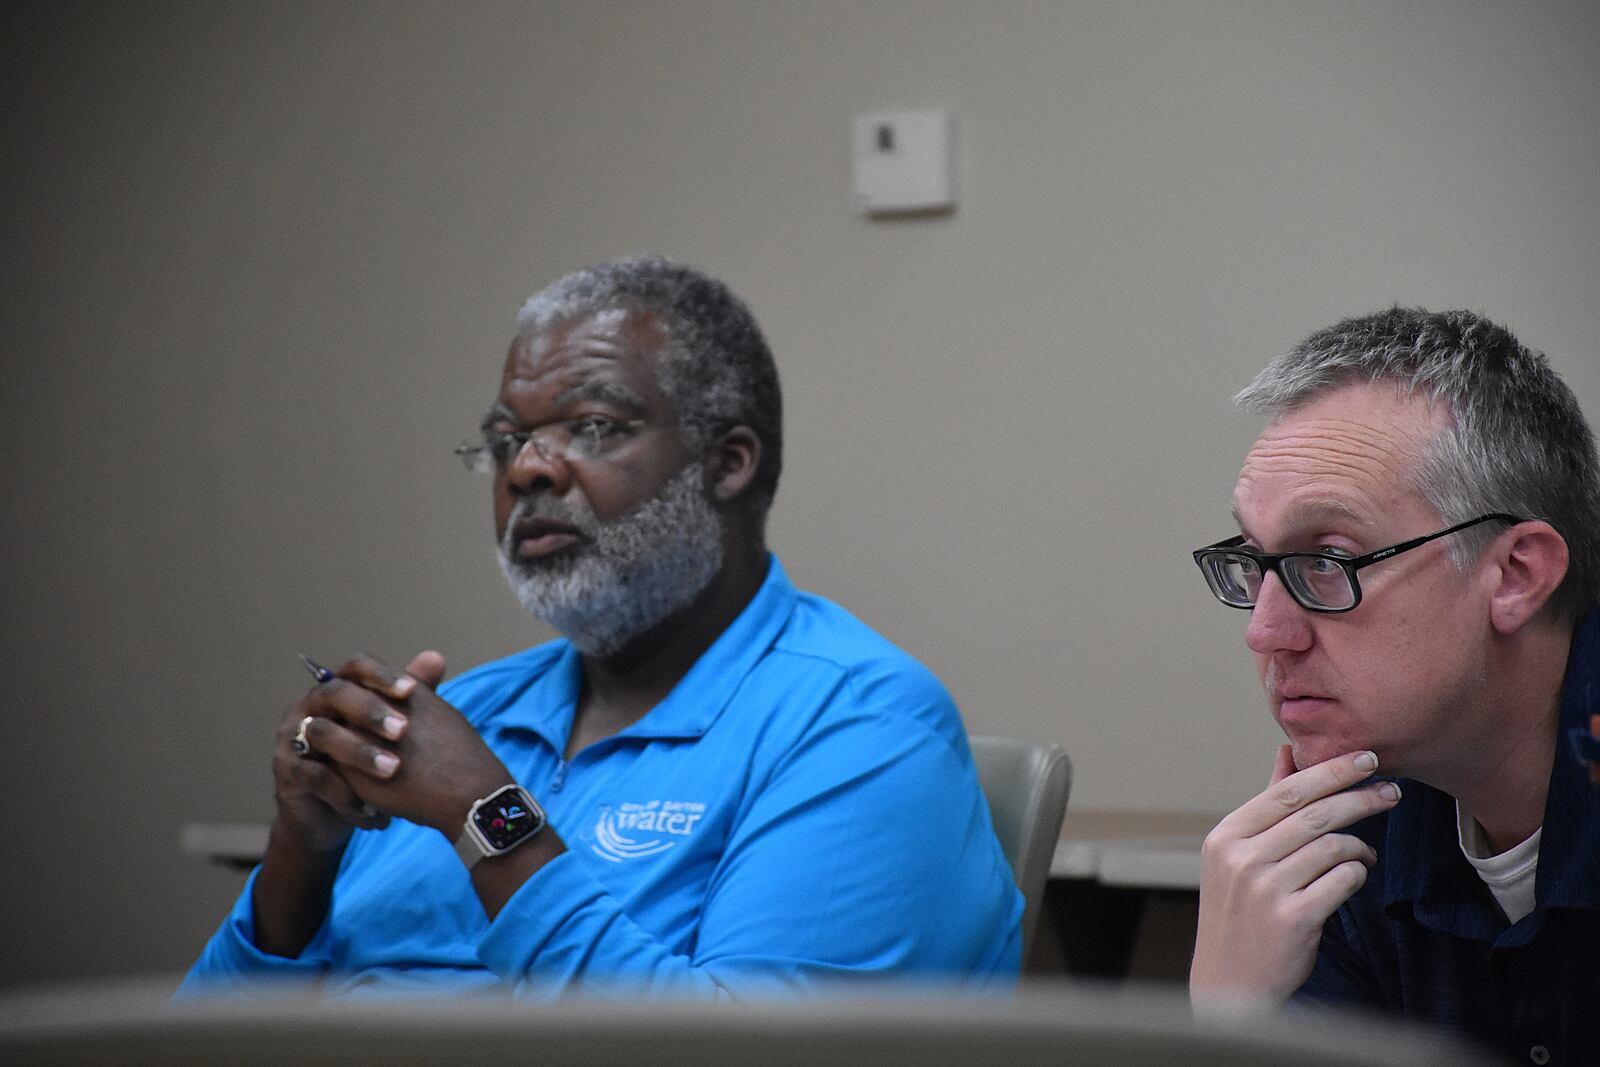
[968,734,1071,961]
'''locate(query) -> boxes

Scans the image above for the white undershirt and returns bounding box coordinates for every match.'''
[1456,802,1542,925]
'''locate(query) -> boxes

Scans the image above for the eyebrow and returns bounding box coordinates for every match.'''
[1231,498,1373,540]
[480,380,648,430]
[553,379,645,412]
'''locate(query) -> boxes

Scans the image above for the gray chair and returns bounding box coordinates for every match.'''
[968,734,1072,963]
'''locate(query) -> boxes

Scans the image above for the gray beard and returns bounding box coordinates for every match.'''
[495,463,724,656]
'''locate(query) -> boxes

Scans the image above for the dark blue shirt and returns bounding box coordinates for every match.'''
[1296,609,1600,1065]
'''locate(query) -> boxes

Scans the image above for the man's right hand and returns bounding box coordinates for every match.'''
[1189,746,1402,1007]
[251,658,422,958]
[268,671,415,855]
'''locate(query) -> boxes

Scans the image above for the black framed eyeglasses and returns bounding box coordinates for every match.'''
[1193,513,1526,613]
[453,416,647,473]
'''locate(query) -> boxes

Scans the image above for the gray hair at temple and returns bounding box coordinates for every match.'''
[1236,307,1600,623]
[516,256,783,519]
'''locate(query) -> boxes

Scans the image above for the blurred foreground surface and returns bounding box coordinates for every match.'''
[0,976,1494,1066]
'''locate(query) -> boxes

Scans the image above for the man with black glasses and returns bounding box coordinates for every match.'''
[1188,308,1600,1062]
[182,256,1021,996]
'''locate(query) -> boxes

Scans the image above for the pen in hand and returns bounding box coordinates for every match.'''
[299,652,411,742]
[299,653,335,684]
[290,655,331,758]
[295,653,385,818]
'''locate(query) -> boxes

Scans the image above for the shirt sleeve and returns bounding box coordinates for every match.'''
[175,865,333,997]
[1293,909,1390,1008]
[478,692,1023,998]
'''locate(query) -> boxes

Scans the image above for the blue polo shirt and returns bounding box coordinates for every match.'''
[1296,609,1600,1064]
[181,557,1022,997]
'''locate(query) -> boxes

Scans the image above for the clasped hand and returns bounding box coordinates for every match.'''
[271,651,513,853]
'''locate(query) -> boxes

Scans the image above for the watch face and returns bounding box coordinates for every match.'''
[473,787,542,851]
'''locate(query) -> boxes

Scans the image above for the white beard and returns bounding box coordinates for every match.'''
[496,463,724,656]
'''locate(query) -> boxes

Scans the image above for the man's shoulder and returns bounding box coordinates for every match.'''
[768,587,952,709]
[437,639,570,725]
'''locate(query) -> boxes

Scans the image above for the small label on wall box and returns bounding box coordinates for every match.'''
[852,109,954,216]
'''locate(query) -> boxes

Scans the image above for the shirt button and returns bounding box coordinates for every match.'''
[1529,1045,1550,1065]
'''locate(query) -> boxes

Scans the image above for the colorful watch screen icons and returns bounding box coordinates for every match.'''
[472,788,543,850]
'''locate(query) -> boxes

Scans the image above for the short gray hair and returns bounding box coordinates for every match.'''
[516,256,782,517]
[1236,307,1600,622]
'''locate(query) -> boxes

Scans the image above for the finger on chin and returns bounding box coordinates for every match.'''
[1269,743,1297,785]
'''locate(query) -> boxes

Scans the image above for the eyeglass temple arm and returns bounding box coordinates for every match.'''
[1353,513,1526,567]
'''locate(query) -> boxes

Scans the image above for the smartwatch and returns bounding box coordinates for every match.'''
[454,784,546,870]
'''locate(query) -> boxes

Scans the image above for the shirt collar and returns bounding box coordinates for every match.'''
[1535,605,1600,911]
[616,553,796,740]
[1381,606,1600,933]
[499,554,797,748]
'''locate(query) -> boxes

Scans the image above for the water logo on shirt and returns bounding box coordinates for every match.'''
[591,799,706,863]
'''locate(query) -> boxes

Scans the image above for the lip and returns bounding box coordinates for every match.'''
[1277,695,1336,724]
[511,517,584,559]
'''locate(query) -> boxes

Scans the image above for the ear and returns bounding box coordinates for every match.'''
[706,425,761,505]
[1487,521,1570,635]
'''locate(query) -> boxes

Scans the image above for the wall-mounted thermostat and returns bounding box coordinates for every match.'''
[852,109,954,216]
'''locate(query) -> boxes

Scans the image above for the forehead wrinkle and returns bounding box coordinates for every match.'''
[1246,440,1408,487]
[499,339,661,421]
[1244,415,1424,490]
[1235,449,1394,528]
[1253,414,1421,463]
[1235,418,1428,538]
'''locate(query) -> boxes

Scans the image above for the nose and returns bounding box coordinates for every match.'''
[503,435,573,497]
[1244,571,1315,655]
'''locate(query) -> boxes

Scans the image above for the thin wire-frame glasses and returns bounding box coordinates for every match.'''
[453,417,646,473]
[1193,513,1526,613]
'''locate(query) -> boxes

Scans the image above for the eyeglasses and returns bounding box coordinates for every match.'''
[453,416,646,473]
[1193,513,1526,613]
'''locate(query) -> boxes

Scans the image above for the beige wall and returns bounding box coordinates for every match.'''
[4,0,1597,984]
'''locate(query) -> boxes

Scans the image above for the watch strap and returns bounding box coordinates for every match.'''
[454,825,490,870]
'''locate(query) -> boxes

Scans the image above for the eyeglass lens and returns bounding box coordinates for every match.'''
[1280,556,1356,609]
[459,418,632,473]
[1203,551,1356,611]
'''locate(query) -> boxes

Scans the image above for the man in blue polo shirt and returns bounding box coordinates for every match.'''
[183,257,1021,997]
[1188,308,1600,1062]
